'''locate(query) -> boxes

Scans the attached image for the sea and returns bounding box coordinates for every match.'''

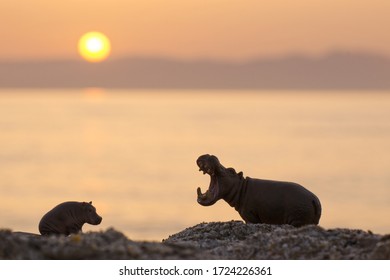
[0,89,389,241]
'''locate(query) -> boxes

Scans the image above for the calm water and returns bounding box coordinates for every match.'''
[0,89,389,240]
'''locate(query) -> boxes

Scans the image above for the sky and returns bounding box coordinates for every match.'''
[1,0,390,61]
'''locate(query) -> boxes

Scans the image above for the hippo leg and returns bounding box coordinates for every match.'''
[239,210,262,224]
[289,220,306,227]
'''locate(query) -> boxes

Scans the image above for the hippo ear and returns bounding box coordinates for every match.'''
[238,171,244,178]
[89,201,92,205]
[226,167,236,174]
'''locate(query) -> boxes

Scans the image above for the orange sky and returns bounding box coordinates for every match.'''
[1,0,390,61]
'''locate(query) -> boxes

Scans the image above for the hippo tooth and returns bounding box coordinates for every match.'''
[197,187,203,196]
[203,171,206,174]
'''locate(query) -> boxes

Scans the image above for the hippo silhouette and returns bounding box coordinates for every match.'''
[196,154,321,226]
[39,201,102,236]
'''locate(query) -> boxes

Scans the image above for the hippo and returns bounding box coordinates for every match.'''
[196,154,322,226]
[39,201,102,236]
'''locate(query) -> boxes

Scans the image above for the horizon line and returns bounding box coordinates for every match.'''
[1,49,389,64]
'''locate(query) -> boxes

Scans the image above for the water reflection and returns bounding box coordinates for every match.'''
[0,90,389,240]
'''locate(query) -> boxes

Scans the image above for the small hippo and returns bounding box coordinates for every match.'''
[196,154,322,226]
[39,201,102,236]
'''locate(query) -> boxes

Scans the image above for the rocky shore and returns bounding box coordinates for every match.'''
[1,221,389,259]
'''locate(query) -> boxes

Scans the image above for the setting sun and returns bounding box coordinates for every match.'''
[78,32,111,63]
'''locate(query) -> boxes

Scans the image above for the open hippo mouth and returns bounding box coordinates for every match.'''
[196,155,220,206]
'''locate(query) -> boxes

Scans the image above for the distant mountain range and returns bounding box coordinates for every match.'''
[1,51,389,89]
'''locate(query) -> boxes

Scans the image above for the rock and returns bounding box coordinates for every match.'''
[1,221,389,259]
[0,228,212,260]
[164,221,388,259]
